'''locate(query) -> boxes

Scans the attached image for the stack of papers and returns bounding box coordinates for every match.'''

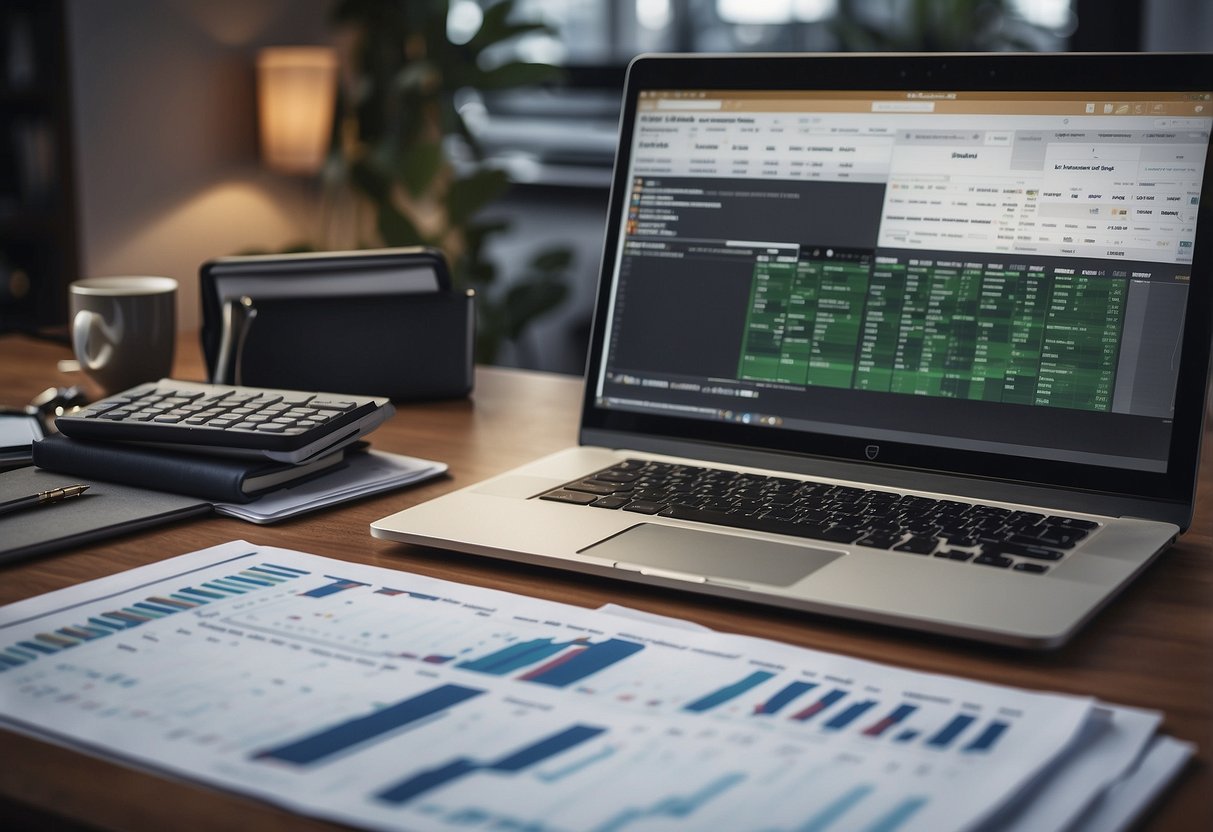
[214,451,446,523]
[0,541,1191,831]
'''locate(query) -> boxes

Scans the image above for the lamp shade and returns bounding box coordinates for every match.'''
[256,46,337,174]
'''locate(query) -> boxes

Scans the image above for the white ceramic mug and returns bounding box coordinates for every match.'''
[70,276,178,394]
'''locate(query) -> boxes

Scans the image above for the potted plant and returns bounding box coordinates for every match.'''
[329,0,572,364]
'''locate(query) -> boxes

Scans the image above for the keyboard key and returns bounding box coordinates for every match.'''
[590,496,630,509]
[1014,563,1050,574]
[566,481,619,496]
[974,554,1013,569]
[623,501,667,514]
[539,490,598,505]
[983,542,1064,561]
[893,536,938,555]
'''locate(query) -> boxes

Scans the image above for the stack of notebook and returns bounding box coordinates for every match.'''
[32,432,357,504]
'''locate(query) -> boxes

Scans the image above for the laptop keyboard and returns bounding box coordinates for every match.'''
[539,459,1100,576]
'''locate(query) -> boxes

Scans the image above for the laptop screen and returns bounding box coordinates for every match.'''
[583,56,1213,502]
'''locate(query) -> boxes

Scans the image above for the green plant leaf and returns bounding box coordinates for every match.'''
[503,277,568,341]
[447,168,511,226]
[347,157,393,204]
[529,247,573,273]
[376,202,424,247]
[474,61,563,91]
[397,142,445,197]
[466,1,552,54]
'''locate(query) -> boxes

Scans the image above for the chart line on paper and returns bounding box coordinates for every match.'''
[782,783,874,832]
[865,796,929,832]
[593,771,748,832]
[374,724,607,805]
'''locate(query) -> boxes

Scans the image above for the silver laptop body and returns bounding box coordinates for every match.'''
[374,53,1213,649]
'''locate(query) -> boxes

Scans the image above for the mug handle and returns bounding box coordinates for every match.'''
[72,307,122,372]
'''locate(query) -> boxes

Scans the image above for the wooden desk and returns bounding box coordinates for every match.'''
[1,332,1210,831]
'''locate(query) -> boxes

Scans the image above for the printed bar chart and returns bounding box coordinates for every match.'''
[0,544,1105,832]
[375,723,607,805]
[255,683,484,766]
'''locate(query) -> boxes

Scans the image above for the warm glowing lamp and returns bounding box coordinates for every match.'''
[256,46,337,174]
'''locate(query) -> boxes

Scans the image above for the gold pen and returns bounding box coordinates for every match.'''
[0,484,90,518]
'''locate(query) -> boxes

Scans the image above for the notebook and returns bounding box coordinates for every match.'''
[373,52,1213,648]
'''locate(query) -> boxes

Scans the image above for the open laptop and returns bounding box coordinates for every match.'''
[373,53,1213,649]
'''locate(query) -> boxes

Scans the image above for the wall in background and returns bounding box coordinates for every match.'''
[1144,0,1213,50]
[67,0,334,332]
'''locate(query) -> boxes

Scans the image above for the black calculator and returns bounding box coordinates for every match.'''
[55,380,395,463]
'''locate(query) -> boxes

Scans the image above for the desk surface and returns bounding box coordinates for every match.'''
[0,332,1210,831]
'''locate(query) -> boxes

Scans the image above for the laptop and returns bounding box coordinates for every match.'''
[373,52,1213,649]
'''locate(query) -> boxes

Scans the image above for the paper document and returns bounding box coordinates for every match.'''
[0,542,1187,831]
[214,450,446,523]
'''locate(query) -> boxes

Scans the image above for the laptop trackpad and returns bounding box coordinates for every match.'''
[584,523,843,588]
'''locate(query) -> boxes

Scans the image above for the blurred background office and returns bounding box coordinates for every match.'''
[1,0,1210,373]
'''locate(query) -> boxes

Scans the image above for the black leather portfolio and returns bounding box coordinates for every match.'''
[32,435,349,504]
[200,248,475,401]
[0,466,209,564]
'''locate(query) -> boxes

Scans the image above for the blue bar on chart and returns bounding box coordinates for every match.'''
[375,587,440,600]
[823,700,877,731]
[926,714,977,749]
[862,704,918,738]
[894,729,919,743]
[790,689,848,722]
[517,639,644,688]
[754,681,818,716]
[300,577,372,598]
[684,671,777,713]
[595,771,747,832]
[963,720,1009,752]
[457,638,576,676]
[457,637,644,686]
[254,684,484,766]
[375,724,607,805]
